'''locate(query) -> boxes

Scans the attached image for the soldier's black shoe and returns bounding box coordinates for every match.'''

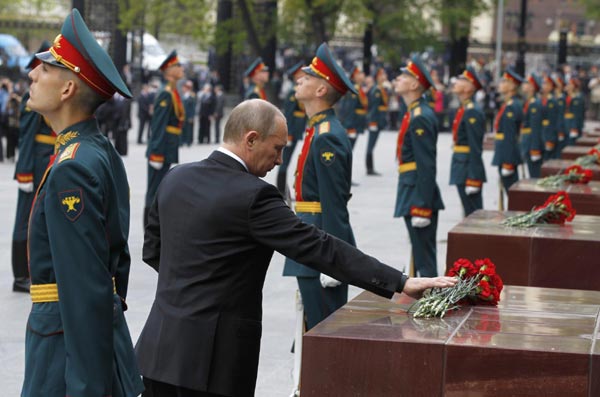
[13,277,30,293]
[366,170,381,176]
[351,181,360,186]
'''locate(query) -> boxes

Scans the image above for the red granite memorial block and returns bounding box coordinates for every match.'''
[576,136,600,147]
[446,210,600,291]
[301,287,600,397]
[541,159,600,180]
[508,179,600,216]
[561,146,595,160]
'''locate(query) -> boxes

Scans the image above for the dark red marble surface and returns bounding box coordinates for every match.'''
[541,159,600,180]
[301,288,600,396]
[575,136,600,147]
[561,146,595,160]
[508,179,600,215]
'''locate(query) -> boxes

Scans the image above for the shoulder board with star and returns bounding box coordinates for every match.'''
[165,85,172,92]
[466,102,474,109]
[58,143,81,163]
[319,121,330,134]
[507,99,513,105]
[413,107,422,116]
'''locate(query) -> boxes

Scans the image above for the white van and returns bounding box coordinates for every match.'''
[127,32,167,72]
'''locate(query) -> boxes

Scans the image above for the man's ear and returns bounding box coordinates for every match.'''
[60,79,78,102]
[245,130,261,148]
[315,83,328,99]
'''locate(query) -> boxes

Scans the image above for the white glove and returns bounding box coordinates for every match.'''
[465,186,480,195]
[18,182,34,193]
[149,160,164,170]
[558,134,565,142]
[569,129,579,138]
[411,216,431,228]
[369,125,378,132]
[530,154,542,162]
[500,168,514,177]
[320,273,342,288]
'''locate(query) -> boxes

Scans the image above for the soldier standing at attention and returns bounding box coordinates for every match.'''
[565,78,585,146]
[22,9,143,396]
[11,41,53,293]
[244,57,269,100]
[392,55,444,277]
[276,61,306,197]
[449,66,487,217]
[540,74,559,160]
[492,70,523,196]
[365,67,388,175]
[339,66,368,150]
[520,73,544,178]
[144,50,185,226]
[283,43,358,330]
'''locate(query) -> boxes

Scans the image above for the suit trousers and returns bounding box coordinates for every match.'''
[456,184,482,217]
[404,211,439,277]
[297,276,348,331]
[143,377,227,397]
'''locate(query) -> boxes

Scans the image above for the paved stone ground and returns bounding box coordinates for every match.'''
[0,107,594,395]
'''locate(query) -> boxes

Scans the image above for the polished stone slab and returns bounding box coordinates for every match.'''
[301,287,600,397]
[576,136,600,147]
[446,210,600,291]
[508,179,600,215]
[561,146,597,160]
[541,159,600,180]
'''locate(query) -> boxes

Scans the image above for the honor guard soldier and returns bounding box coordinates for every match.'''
[366,67,388,175]
[277,61,306,196]
[553,74,567,155]
[144,50,185,226]
[244,57,269,100]
[520,73,544,178]
[22,9,143,396]
[11,40,54,293]
[540,74,559,160]
[338,65,368,149]
[565,77,585,146]
[283,42,358,330]
[449,66,487,217]
[392,55,444,277]
[492,69,523,197]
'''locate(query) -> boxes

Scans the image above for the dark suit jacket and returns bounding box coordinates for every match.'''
[135,150,408,396]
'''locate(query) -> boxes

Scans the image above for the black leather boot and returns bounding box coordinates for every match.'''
[366,154,381,176]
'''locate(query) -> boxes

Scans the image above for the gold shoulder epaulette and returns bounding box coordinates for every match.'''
[58,143,80,163]
[413,107,422,116]
[319,121,330,134]
[467,102,474,109]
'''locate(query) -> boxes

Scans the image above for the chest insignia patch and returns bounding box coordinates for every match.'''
[415,128,425,136]
[507,112,513,118]
[59,189,84,221]
[469,117,476,124]
[320,149,336,166]
[160,100,167,107]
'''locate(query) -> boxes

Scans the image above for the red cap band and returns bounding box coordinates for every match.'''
[527,75,539,92]
[309,57,347,94]
[50,34,114,99]
[462,70,481,90]
[503,72,521,86]
[248,62,266,78]
[160,56,180,71]
[406,62,430,89]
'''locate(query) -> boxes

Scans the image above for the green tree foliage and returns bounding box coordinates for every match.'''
[578,0,600,20]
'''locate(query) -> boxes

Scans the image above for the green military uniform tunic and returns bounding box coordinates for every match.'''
[23,118,143,397]
[449,98,486,216]
[365,84,388,172]
[492,95,523,191]
[283,108,355,329]
[554,92,567,155]
[244,83,267,101]
[520,96,543,177]
[12,92,55,279]
[540,94,559,160]
[394,97,444,277]
[338,83,368,149]
[565,93,585,146]
[145,82,184,209]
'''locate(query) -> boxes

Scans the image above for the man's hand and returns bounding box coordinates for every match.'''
[149,160,164,170]
[401,276,458,300]
[465,186,480,195]
[320,273,342,288]
[18,182,34,193]
[411,216,431,228]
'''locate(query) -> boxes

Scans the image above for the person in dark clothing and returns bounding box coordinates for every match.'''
[198,83,215,144]
[137,83,155,143]
[213,84,225,143]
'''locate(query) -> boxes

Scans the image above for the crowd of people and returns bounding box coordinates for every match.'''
[1,8,598,396]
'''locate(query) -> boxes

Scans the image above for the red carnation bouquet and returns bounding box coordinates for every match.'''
[501,191,576,228]
[537,164,593,187]
[574,147,600,167]
[410,258,503,318]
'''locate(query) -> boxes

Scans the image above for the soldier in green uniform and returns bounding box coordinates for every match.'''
[540,74,559,160]
[553,74,567,156]
[276,61,306,197]
[338,66,368,149]
[180,79,196,146]
[492,70,523,194]
[520,73,544,178]
[565,77,585,146]
[22,9,143,396]
[392,55,444,277]
[283,43,358,330]
[244,57,269,100]
[144,50,185,227]
[11,41,53,293]
[366,68,388,175]
[449,66,486,217]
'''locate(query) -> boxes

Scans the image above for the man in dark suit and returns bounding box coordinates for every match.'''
[136,99,456,397]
